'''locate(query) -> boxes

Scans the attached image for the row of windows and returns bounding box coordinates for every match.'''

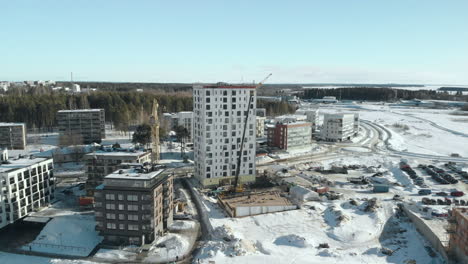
[105,213,140,221]
[105,194,140,201]
[106,223,140,231]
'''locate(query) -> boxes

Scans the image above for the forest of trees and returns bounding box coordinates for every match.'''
[0,90,192,130]
[303,87,468,102]
[0,89,296,131]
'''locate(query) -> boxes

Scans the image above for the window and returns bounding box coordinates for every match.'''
[128,205,139,211]
[206,91,210,96]
[106,223,116,229]
[105,194,115,200]
[105,203,115,210]
[119,214,125,220]
[118,204,124,210]
[119,224,125,230]
[127,195,138,201]
[106,213,116,219]
[128,215,139,221]
[128,224,139,231]
[118,194,124,200]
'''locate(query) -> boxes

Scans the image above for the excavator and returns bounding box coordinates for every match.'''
[230,73,272,194]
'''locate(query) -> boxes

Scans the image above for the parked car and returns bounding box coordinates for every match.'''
[435,191,448,196]
[418,189,432,195]
[451,191,464,197]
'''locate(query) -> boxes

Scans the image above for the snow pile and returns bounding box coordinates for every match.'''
[144,234,191,263]
[94,248,137,261]
[196,225,248,259]
[168,220,196,232]
[273,234,308,248]
[22,214,103,257]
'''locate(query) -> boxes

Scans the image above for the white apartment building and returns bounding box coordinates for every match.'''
[193,84,256,187]
[0,149,55,229]
[321,113,355,142]
[0,123,27,150]
[256,116,266,138]
[296,108,320,132]
[162,111,194,141]
[353,113,360,136]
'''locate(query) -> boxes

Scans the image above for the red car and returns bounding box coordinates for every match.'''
[451,191,464,197]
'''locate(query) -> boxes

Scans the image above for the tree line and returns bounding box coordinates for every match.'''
[0,91,192,130]
[302,87,468,102]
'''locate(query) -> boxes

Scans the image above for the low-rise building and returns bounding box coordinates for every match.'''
[84,148,151,195]
[0,123,27,150]
[267,121,312,150]
[353,113,360,136]
[0,149,55,229]
[94,164,174,245]
[321,113,355,142]
[57,109,106,144]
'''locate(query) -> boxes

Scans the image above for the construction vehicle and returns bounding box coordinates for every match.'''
[231,73,272,193]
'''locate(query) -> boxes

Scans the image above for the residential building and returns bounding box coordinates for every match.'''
[84,148,151,195]
[296,108,320,133]
[321,113,355,142]
[0,149,55,229]
[267,121,312,150]
[162,111,194,141]
[0,123,27,150]
[94,164,174,245]
[256,116,266,138]
[193,83,256,187]
[57,109,106,144]
[353,113,360,136]
[448,207,468,264]
[274,114,307,123]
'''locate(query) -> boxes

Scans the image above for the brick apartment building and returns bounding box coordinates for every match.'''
[84,148,151,195]
[449,207,468,263]
[94,164,173,245]
[267,121,312,150]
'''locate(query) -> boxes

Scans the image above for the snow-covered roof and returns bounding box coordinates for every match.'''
[0,122,25,127]
[0,156,51,173]
[105,167,165,180]
[57,109,103,113]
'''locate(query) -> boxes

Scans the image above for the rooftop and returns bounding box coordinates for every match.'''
[57,109,103,113]
[194,83,256,89]
[84,148,150,158]
[0,156,51,174]
[105,167,165,180]
[0,122,25,127]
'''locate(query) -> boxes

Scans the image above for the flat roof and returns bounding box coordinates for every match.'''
[0,157,51,173]
[195,84,256,89]
[85,150,150,158]
[0,122,25,127]
[57,109,103,113]
[105,167,165,180]
[220,191,293,208]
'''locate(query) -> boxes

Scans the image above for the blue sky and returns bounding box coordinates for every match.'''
[1,0,467,84]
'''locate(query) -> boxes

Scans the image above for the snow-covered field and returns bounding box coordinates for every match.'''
[0,252,100,264]
[318,102,468,157]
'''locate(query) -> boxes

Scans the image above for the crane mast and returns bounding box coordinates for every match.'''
[233,73,272,192]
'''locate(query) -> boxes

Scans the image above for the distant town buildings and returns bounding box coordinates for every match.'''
[84,148,151,195]
[310,96,338,104]
[193,84,256,187]
[94,164,173,245]
[162,111,194,141]
[0,149,55,229]
[72,84,81,93]
[0,82,9,92]
[267,121,312,150]
[321,113,356,142]
[57,109,106,144]
[0,123,27,150]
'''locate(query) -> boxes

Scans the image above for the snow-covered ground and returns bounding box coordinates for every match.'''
[0,252,100,264]
[318,102,468,157]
